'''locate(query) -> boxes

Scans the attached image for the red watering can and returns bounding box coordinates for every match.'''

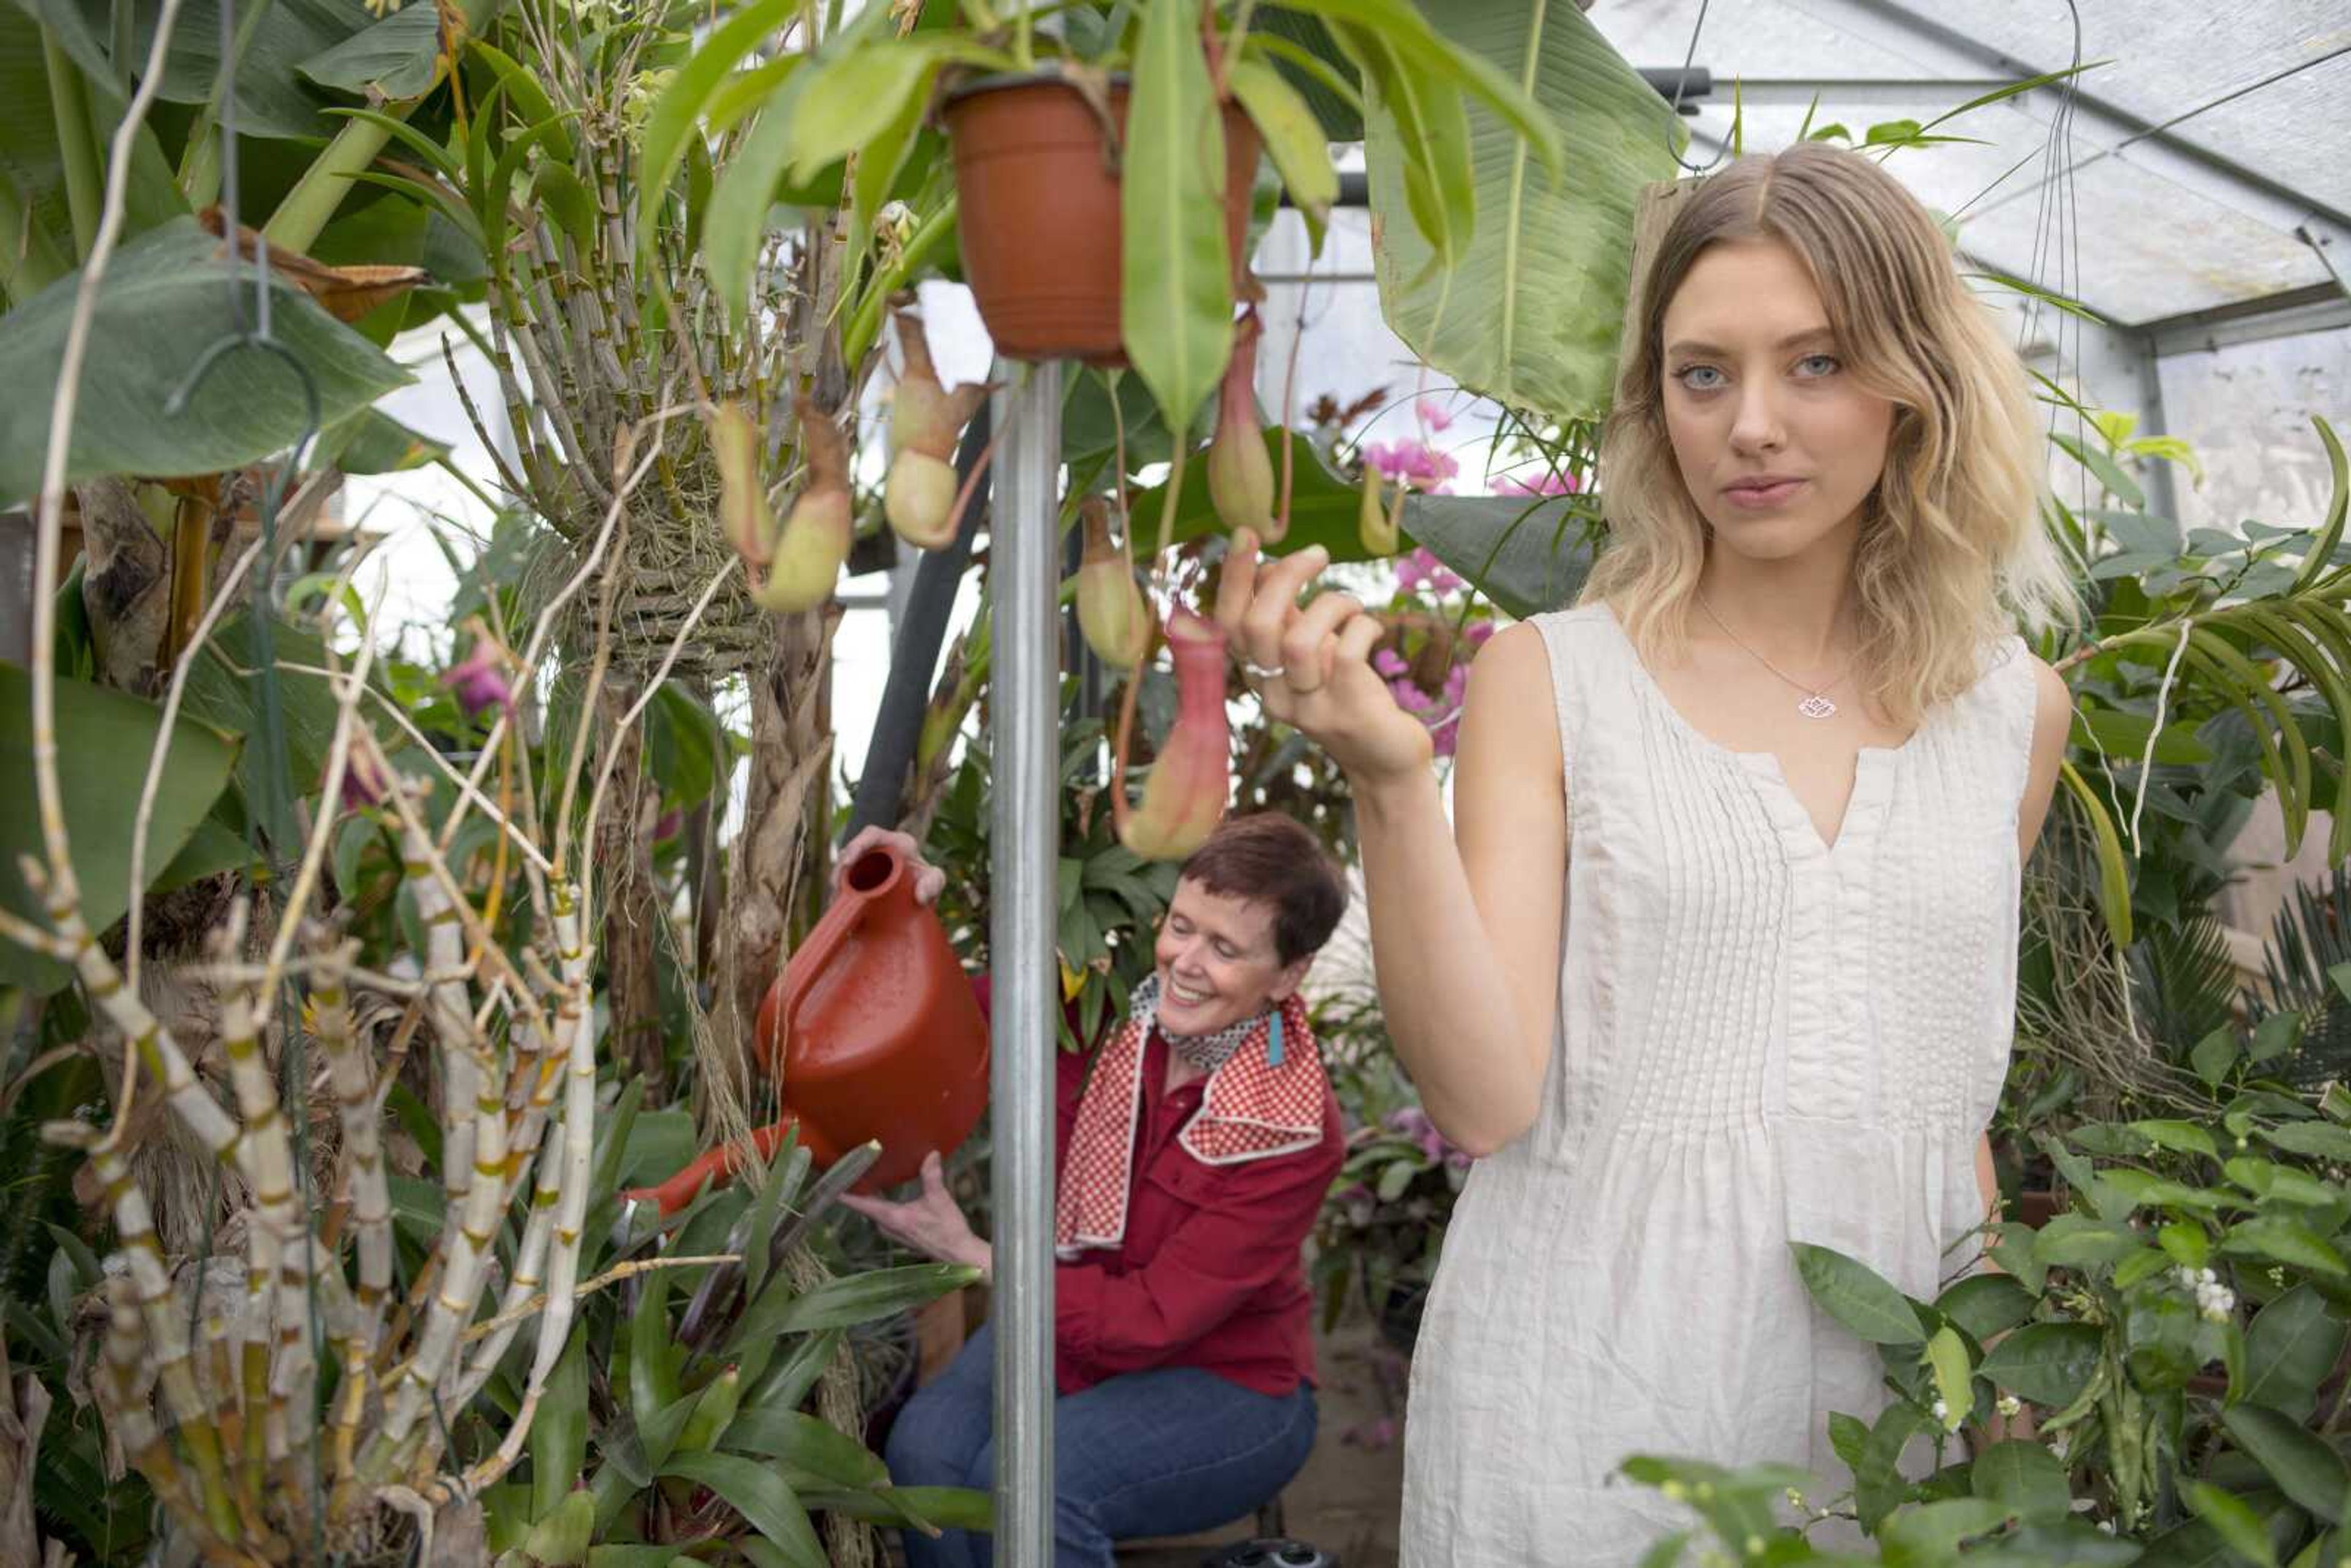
[623,844,990,1216]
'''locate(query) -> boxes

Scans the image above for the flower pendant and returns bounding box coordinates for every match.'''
[1796,694,1838,719]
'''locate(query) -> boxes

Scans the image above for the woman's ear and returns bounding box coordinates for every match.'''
[1267,956,1312,1006]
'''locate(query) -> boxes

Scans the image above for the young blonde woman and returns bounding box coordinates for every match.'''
[1213,142,2077,1559]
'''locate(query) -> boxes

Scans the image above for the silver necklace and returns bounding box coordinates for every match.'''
[1696,594,1845,720]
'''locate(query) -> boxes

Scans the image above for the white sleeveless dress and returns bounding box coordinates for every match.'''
[1400,602,2040,1564]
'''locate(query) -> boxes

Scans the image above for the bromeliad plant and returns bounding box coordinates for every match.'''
[476,1127,985,1567]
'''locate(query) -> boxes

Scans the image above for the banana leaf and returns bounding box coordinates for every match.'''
[0,215,409,505]
[1366,0,1682,422]
[0,661,240,994]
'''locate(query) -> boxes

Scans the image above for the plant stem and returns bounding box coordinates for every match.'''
[41,31,103,258]
[263,112,401,253]
[841,195,961,367]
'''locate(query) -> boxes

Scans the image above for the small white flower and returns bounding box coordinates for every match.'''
[2199,1267,2218,1285]
[2098,1520,2117,1534]
[1785,1487,1807,1509]
[1931,1398,1950,1424]
[1997,1394,2022,1417]
[1745,1536,1766,1556]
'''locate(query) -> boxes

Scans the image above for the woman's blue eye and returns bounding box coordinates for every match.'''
[1674,365,1725,391]
[1794,353,1840,377]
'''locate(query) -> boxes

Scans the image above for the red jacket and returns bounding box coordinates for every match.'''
[1049,1030,1341,1397]
[970,975,1341,1397]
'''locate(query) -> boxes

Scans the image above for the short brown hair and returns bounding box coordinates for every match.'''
[1178,813,1348,966]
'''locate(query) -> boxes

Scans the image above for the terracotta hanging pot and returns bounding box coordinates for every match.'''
[942,72,1262,365]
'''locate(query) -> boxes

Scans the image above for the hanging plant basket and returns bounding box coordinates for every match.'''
[942,72,1261,366]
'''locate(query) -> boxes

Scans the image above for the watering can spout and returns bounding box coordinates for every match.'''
[621,844,990,1217]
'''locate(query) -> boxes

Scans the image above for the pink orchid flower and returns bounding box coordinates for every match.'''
[1493,469,1580,497]
[443,642,514,718]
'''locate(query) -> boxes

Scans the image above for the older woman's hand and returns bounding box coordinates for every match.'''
[836,825,947,906]
[1214,531,1436,787]
[839,1152,992,1277]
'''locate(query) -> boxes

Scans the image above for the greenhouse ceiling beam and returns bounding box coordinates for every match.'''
[1682,120,2150,324]
[1780,0,2351,263]
[1719,77,2014,108]
[2136,283,2351,361]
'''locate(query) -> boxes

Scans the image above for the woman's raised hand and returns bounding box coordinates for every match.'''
[1214,530,1435,785]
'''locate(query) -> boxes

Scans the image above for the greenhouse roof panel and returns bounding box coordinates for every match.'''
[1586,0,2351,332]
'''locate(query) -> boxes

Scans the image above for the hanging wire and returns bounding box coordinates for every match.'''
[1663,0,1733,176]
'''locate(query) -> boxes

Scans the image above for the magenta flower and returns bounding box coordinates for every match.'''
[653,808,684,842]
[1384,1105,1448,1162]
[337,747,389,813]
[443,642,514,717]
[1393,546,1464,598]
[1415,397,1455,433]
[1493,468,1580,497]
[1372,648,1410,678]
[1363,440,1459,495]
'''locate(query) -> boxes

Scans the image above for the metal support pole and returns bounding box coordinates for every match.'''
[990,360,1062,1566]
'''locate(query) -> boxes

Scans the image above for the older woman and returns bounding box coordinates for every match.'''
[836,812,1348,1568]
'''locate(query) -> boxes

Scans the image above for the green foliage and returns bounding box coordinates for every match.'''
[0,217,411,505]
[479,1129,983,1564]
[1632,1024,2351,1557]
[0,661,239,994]
[1357,0,1682,422]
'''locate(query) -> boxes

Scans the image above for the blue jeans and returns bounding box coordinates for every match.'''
[884,1322,1318,1567]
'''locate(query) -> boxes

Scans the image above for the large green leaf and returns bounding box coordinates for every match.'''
[1363,0,1681,421]
[0,661,239,994]
[657,1452,825,1568]
[728,1262,973,1347]
[1970,1440,2072,1526]
[105,0,372,141]
[298,3,446,102]
[178,609,354,850]
[0,4,189,284]
[2222,1404,2349,1524]
[722,1408,888,1489]
[700,61,814,323]
[1978,1323,2102,1406]
[1790,1241,1924,1346]
[1401,490,1595,618]
[530,1329,590,1523]
[322,407,448,474]
[1118,427,1395,564]
[1121,0,1234,437]
[1251,6,1364,141]
[0,216,410,505]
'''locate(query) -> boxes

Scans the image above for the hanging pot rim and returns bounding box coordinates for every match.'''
[940,67,1139,108]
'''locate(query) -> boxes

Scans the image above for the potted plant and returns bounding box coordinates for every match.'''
[660,0,1557,490]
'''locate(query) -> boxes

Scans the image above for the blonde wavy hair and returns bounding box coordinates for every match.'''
[1583,141,2073,726]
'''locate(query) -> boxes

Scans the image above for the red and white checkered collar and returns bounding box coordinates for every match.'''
[1054,990,1325,1258]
